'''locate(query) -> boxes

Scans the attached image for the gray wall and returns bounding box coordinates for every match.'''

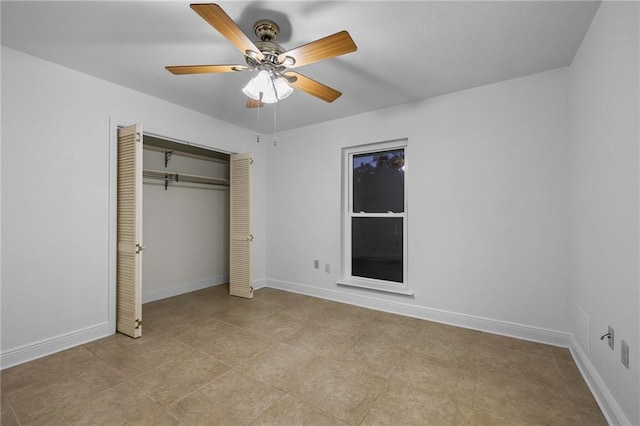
[142,149,229,302]
[266,67,570,336]
[568,2,639,423]
[1,46,265,367]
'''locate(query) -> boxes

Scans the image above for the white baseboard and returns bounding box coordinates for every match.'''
[0,322,110,370]
[5,277,626,426]
[267,279,637,422]
[569,336,630,426]
[142,275,228,303]
[2,276,253,369]
[253,278,267,291]
[266,278,570,347]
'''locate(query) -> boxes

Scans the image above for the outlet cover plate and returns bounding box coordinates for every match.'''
[621,340,629,368]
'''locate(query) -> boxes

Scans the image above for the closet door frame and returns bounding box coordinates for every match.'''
[107,119,245,335]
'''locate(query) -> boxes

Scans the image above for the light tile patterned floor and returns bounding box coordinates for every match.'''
[1,285,607,425]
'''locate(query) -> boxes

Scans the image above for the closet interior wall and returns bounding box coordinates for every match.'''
[142,140,230,303]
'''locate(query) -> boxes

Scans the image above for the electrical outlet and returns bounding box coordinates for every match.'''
[325,264,330,273]
[608,326,615,350]
[621,340,629,369]
[314,260,319,269]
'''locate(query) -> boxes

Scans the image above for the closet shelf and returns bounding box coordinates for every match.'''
[143,169,229,187]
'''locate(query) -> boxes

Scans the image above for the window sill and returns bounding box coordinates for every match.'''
[337,279,414,296]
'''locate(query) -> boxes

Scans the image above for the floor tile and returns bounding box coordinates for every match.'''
[427,321,483,345]
[557,358,593,397]
[310,312,371,343]
[141,309,198,338]
[366,315,424,350]
[452,404,528,426]
[284,297,341,323]
[479,332,554,357]
[1,345,97,394]
[254,287,310,305]
[375,311,433,332]
[131,348,231,406]
[551,345,574,363]
[328,301,383,322]
[352,332,408,379]
[1,286,605,425]
[362,379,461,426]
[6,354,124,424]
[95,337,191,376]
[170,369,284,425]
[250,394,348,426]
[474,368,579,425]
[244,310,311,342]
[0,395,20,426]
[85,331,162,359]
[284,323,401,380]
[478,342,565,389]
[195,328,276,366]
[475,366,566,403]
[31,381,180,426]
[478,392,578,425]
[211,303,278,328]
[288,356,386,424]
[570,393,608,425]
[393,352,477,403]
[240,342,319,391]
[410,330,480,370]
[172,318,239,349]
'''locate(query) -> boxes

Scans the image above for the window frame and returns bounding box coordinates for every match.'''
[338,139,412,295]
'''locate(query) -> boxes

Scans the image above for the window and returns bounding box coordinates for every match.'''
[339,139,411,295]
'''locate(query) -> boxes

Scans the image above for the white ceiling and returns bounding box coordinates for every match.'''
[1,1,600,132]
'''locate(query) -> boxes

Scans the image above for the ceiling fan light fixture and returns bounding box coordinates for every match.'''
[242,70,292,103]
[261,86,278,104]
[273,76,293,100]
[242,70,271,100]
[241,80,260,100]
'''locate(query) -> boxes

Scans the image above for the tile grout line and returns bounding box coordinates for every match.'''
[6,398,23,426]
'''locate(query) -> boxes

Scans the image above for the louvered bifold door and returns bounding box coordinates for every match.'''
[229,153,253,298]
[116,124,143,337]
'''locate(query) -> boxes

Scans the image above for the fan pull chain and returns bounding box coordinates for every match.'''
[256,96,261,143]
[273,103,277,146]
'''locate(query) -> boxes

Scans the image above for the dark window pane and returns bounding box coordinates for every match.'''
[353,149,404,213]
[352,217,403,283]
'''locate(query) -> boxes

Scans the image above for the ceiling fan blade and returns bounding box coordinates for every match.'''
[166,64,248,75]
[278,31,357,68]
[191,4,264,61]
[283,71,342,103]
[246,98,264,108]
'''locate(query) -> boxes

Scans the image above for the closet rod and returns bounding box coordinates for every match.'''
[143,169,230,187]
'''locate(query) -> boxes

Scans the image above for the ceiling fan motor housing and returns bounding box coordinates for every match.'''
[245,20,286,69]
[254,20,279,42]
[245,41,285,68]
[247,20,288,69]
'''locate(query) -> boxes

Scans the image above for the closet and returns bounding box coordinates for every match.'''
[116,124,252,338]
[141,135,230,304]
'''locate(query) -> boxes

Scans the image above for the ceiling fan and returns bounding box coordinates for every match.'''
[166,3,357,108]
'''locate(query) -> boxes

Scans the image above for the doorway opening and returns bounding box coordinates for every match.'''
[111,124,253,338]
